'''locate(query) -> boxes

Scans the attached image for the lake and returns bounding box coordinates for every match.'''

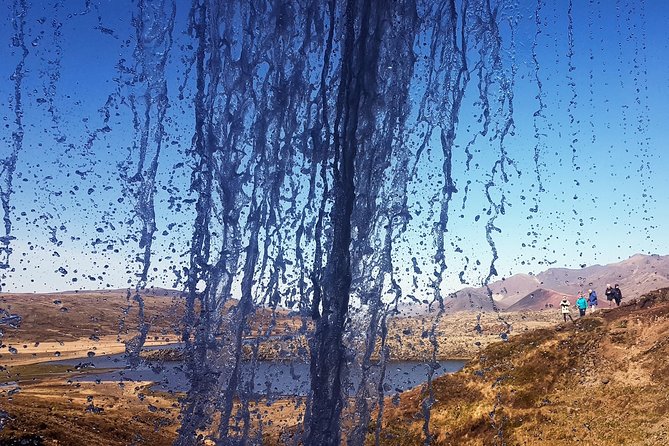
[48,347,465,397]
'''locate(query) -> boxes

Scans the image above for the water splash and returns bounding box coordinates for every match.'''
[0,0,29,280]
[120,0,177,367]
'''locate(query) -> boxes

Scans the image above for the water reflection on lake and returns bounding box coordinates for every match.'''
[48,347,465,397]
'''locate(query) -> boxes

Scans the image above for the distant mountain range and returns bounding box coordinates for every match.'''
[403,254,669,314]
[52,287,184,298]
[46,254,669,315]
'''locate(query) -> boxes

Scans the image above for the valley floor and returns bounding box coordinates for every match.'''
[2,290,667,444]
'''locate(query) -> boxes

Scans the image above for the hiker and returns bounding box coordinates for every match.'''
[560,296,574,323]
[588,289,598,313]
[605,284,614,307]
[576,292,588,317]
[612,284,623,306]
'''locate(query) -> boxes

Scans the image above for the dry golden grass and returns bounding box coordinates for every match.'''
[0,379,179,445]
[385,310,558,361]
[376,288,669,446]
[4,289,668,444]
[0,291,182,345]
[0,376,309,446]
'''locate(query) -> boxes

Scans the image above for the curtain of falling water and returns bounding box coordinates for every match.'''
[0,0,28,282]
[0,0,662,443]
[303,0,422,443]
[343,4,419,445]
[0,0,536,445]
[169,0,522,445]
[413,2,473,440]
[411,1,519,440]
[176,1,329,443]
[121,0,177,366]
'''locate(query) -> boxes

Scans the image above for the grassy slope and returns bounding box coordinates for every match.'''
[0,291,183,343]
[0,381,179,446]
[5,290,668,444]
[0,291,303,342]
[377,288,669,446]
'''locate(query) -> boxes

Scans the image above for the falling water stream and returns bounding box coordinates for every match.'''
[0,0,663,445]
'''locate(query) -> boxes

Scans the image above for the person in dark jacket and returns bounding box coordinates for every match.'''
[588,289,598,313]
[605,284,614,307]
[612,284,623,306]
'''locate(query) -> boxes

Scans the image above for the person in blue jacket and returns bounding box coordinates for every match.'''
[588,289,598,313]
[576,292,588,317]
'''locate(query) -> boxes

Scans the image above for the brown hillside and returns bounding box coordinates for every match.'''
[400,254,669,314]
[0,291,184,343]
[0,291,304,367]
[377,287,669,445]
[0,291,300,344]
[506,288,567,311]
[535,253,669,299]
[488,273,542,307]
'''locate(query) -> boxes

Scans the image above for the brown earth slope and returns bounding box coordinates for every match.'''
[377,288,669,446]
[401,254,669,314]
[0,290,183,343]
[0,290,305,366]
[506,288,567,311]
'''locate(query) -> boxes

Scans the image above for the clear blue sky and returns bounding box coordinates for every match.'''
[1,0,668,294]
